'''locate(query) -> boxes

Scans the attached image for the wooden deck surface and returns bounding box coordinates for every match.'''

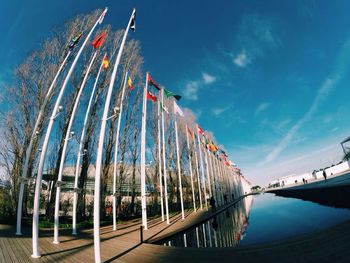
[1,196,350,263]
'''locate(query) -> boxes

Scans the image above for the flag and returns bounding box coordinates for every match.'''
[197,126,204,135]
[102,55,109,69]
[147,74,161,90]
[92,32,107,49]
[161,103,169,114]
[173,101,184,117]
[130,11,136,31]
[68,32,83,50]
[128,76,133,90]
[146,90,157,103]
[164,88,182,101]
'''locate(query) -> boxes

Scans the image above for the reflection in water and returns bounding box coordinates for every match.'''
[157,195,253,248]
[156,194,350,248]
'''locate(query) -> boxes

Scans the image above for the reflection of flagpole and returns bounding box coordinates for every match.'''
[54,50,98,244]
[72,53,106,235]
[112,72,129,231]
[196,125,207,210]
[16,50,70,236]
[185,124,196,212]
[174,118,184,219]
[193,140,202,210]
[93,9,135,263]
[157,99,164,221]
[31,8,107,258]
[140,73,148,230]
[161,89,170,224]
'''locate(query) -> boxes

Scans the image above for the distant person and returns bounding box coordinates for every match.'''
[210,196,216,211]
[323,170,327,180]
[212,217,219,231]
[302,178,306,184]
[224,194,228,204]
[232,193,235,201]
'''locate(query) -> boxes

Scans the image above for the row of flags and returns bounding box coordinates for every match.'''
[66,20,235,170]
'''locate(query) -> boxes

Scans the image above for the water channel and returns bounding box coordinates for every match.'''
[156,193,350,248]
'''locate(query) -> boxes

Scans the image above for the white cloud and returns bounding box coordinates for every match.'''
[234,50,251,68]
[255,102,270,116]
[330,127,339,133]
[264,77,339,163]
[212,106,230,116]
[202,72,216,84]
[183,81,200,101]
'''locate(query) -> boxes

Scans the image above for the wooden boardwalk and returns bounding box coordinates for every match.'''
[1,196,350,263]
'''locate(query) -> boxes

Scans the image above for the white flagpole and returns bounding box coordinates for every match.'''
[174,118,184,220]
[31,8,107,258]
[209,153,219,205]
[93,9,135,263]
[185,124,196,212]
[72,53,106,235]
[53,51,98,244]
[196,125,207,210]
[204,149,212,199]
[16,50,70,236]
[161,89,170,224]
[140,73,148,230]
[193,141,202,210]
[112,71,129,231]
[157,99,164,221]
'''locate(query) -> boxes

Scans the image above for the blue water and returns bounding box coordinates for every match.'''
[157,193,350,248]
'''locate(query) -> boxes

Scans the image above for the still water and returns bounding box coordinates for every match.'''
[156,193,350,248]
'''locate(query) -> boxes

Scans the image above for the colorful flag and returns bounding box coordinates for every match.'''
[173,101,184,117]
[102,55,109,69]
[128,76,133,90]
[92,32,107,49]
[146,90,157,103]
[164,88,182,101]
[197,126,204,135]
[68,32,83,50]
[147,74,161,90]
[130,11,136,31]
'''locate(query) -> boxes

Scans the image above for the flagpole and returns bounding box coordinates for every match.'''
[140,73,148,230]
[53,50,97,244]
[185,124,196,212]
[209,153,219,205]
[174,118,185,220]
[193,141,202,210]
[72,53,106,236]
[16,50,70,236]
[196,125,207,210]
[31,8,107,258]
[161,88,170,224]
[112,71,128,231]
[204,149,212,199]
[157,99,165,221]
[93,9,135,263]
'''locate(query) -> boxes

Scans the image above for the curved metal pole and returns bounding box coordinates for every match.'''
[31,8,107,258]
[72,54,106,235]
[185,124,196,212]
[93,9,135,263]
[140,73,148,230]
[16,51,70,236]
[174,119,184,220]
[157,99,165,221]
[112,72,129,231]
[53,51,97,244]
[161,89,170,224]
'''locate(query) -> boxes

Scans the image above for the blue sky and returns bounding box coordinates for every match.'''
[1,0,350,185]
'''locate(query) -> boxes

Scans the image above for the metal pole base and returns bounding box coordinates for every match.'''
[72,231,77,236]
[31,254,41,258]
[53,240,60,245]
[15,232,22,236]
